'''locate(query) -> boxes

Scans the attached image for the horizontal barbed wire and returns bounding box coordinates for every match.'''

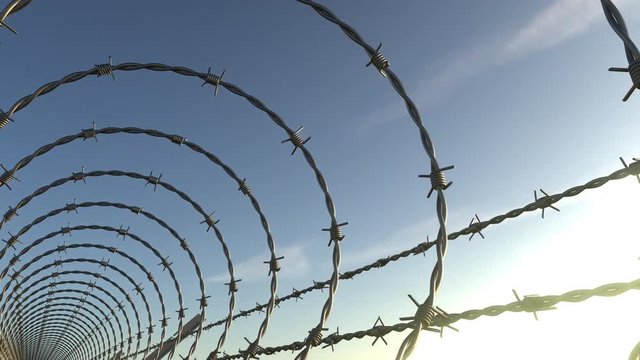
[214,277,640,359]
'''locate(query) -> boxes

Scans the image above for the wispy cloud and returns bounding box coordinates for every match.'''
[497,0,613,63]
[356,0,638,132]
[207,244,310,283]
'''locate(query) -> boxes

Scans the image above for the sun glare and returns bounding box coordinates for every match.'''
[409,177,640,359]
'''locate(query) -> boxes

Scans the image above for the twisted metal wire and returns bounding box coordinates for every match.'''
[0,127,274,357]
[0,224,185,359]
[601,0,640,101]
[0,0,30,35]
[0,170,220,359]
[213,278,640,359]
[71,155,640,360]
[2,258,147,360]
[17,269,137,355]
[5,199,210,360]
[295,2,452,358]
[169,157,640,344]
[0,61,342,360]
[0,242,164,360]
[8,280,123,359]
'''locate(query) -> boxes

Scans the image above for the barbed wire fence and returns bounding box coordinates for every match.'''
[0,0,638,360]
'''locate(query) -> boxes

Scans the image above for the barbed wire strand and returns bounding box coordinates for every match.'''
[601,0,640,101]
[0,62,343,360]
[0,0,29,35]
[175,157,640,341]
[214,278,640,359]
[295,2,453,358]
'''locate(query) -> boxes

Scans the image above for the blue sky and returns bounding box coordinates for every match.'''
[1,1,640,359]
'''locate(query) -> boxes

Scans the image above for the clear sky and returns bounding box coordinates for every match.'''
[1,1,640,359]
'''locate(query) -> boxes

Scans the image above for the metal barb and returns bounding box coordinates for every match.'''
[322,221,348,246]
[620,157,640,183]
[225,279,241,295]
[238,178,251,195]
[0,163,20,190]
[60,223,72,237]
[281,126,311,155]
[171,134,187,145]
[371,316,388,346]
[2,232,22,250]
[116,225,130,240]
[0,108,15,129]
[158,256,173,271]
[468,214,485,240]
[145,171,162,191]
[321,327,340,352]
[601,0,640,101]
[242,337,263,359]
[201,67,225,96]
[0,18,17,35]
[534,189,560,219]
[264,256,284,276]
[512,289,557,321]
[72,166,87,184]
[200,211,220,232]
[365,43,390,77]
[3,205,18,222]
[82,122,98,142]
[65,198,79,214]
[419,165,454,198]
[198,295,211,309]
[95,56,116,80]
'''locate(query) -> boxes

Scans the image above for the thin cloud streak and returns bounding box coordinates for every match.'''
[357,0,638,133]
[498,0,619,63]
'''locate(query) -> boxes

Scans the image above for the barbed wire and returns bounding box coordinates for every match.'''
[0,61,344,359]
[110,154,640,359]
[295,1,453,358]
[183,156,639,335]
[601,0,640,101]
[213,277,640,359]
[1,1,639,359]
[0,0,29,35]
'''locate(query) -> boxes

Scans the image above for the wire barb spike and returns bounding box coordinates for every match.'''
[82,122,98,142]
[468,214,485,240]
[419,165,454,198]
[366,43,390,77]
[0,163,20,190]
[322,221,348,246]
[281,126,311,155]
[620,157,640,183]
[534,189,560,219]
[201,67,225,96]
[95,56,115,80]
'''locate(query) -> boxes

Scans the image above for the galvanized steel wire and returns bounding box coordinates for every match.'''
[1,0,639,359]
